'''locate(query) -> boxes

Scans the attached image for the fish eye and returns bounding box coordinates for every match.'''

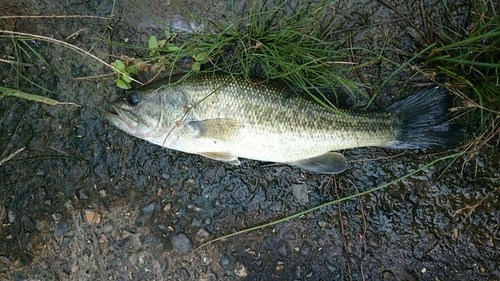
[126,91,140,106]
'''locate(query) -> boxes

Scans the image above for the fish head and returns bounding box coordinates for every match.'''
[105,89,174,144]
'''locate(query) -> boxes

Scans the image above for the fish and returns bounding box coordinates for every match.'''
[105,73,460,174]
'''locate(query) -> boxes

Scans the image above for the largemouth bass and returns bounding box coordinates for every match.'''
[105,73,460,174]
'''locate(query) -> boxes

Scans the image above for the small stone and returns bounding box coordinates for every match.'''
[76,188,89,200]
[203,217,212,225]
[51,213,63,221]
[98,234,108,244]
[234,261,248,277]
[300,243,311,256]
[125,227,138,234]
[277,243,287,256]
[36,219,44,230]
[140,234,162,245]
[99,189,107,197]
[194,228,210,242]
[191,218,201,227]
[269,202,282,212]
[219,255,230,269]
[62,236,72,246]
[113,236,133,250]
[170,233,192,253]
[103,224,114,233]
[59,247,71,260]
[55,221,70,237]
[61,262,70,275]
[85,210,101,224]
[163,202,172,212]
[291,184,309,205]
[178,268,190,279]
[7,209,16,223]
[295,266,301,277]
[140,201,156,216]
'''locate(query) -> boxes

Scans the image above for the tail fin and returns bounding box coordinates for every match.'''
[385,85,461,149]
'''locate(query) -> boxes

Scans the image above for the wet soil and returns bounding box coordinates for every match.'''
[1,0,499,280]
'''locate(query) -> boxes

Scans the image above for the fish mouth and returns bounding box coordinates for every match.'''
[105,103,139,129]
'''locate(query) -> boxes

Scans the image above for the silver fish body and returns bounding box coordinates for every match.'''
[106,73,459,174]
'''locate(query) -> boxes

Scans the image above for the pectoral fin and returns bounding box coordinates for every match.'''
[288,152,347,174]
[189,118,243,141]
[198,152,241,165]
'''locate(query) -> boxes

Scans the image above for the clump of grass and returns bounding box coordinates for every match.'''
[117,1,374,108]
[422,0,500,163]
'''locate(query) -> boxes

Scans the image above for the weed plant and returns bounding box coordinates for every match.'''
[423,0,499,161]
[114,1,374,109]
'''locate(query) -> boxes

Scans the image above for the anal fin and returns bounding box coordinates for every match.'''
[288,152,346,174]
[198,152,241,165]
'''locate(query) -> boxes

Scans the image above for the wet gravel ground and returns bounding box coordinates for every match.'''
[1,0,499,280]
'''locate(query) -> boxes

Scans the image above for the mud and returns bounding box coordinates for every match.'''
[1,0,499,280]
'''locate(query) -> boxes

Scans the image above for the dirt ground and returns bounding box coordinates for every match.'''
[0,0,499,280]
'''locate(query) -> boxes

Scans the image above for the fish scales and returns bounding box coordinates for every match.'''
[176,74,394,151]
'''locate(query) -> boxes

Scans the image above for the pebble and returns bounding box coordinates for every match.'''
[234,261,248,277]
[300,242,311,256]
[62,236,72,246]
[7,209,16,223]
[277,242,287,256]
[194,228,210,242]
[76,188,89,200]
[178,268,190,279]
[203,217,212,225]
[140,201,156,216]
[291,184,309,205]
[55,221,70,237]
[113,236,133,250]
[219,255,230,269]
[170,233,192,253]
[85,210,101,224]
[140,234,162,245]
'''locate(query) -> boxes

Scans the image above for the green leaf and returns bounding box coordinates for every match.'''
[113,60,126,72]
[166,45,181,52]
[148,35,158,50]
[194,52,208,62]
[128,65,139,75]
[157,39,167,48]
[0,86,79,106]
[121,74,132,83]
[116,79,131,90]
[192,61,202,72]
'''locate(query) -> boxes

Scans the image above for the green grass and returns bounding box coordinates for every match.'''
[112,0,376,109]
[421,0,500,160]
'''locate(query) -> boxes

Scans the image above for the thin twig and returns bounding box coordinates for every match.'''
[193,152,463,250]
[334,176,353,281]
[0,58,34,67]
[0,15,110,20]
